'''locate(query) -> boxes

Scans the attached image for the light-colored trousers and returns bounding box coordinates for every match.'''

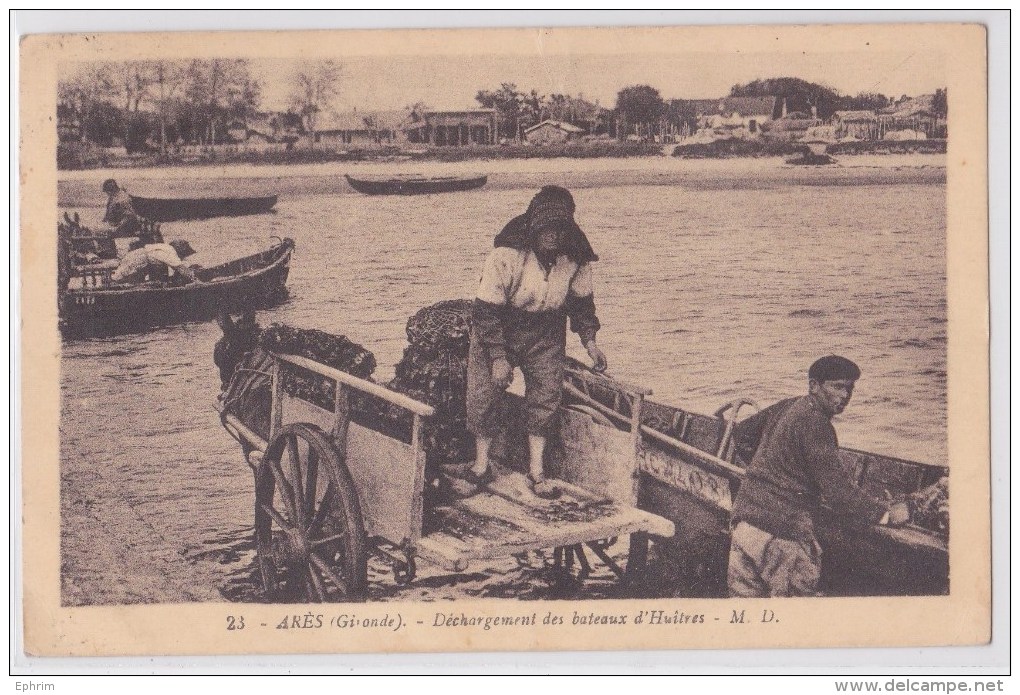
[727,521,823,597]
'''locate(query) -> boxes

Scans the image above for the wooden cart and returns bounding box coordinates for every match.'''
[217,352,675,602]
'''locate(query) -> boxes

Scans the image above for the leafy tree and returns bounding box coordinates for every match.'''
[842,92,890,112]
[730,77,842,120]
[932,88,947,117]
[615,85,664,138]
[475,83,525,140]
[58,63,116,145]
[183,59,259,144]
[520,88,544,130]
[289,59,343,144]
[665,99,698,135]
[147,60,187,153]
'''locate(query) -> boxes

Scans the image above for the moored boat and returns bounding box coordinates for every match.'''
[344,174,487,195]
[561,358,949,597]
[130,194,278,222]
[60,238,294,338]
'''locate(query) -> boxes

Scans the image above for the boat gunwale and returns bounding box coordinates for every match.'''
[63,240,293,297]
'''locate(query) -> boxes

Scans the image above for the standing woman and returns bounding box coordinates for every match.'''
[465,186,607,499]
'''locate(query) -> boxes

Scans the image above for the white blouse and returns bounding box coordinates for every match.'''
[476,247,594,312]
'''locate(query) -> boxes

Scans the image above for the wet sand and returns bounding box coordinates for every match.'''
[61,443,223,605]
[57,154,945,207]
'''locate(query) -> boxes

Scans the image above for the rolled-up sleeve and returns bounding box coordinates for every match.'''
[565,263,600,343]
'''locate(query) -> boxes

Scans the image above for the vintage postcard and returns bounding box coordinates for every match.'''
[19,22,989,658]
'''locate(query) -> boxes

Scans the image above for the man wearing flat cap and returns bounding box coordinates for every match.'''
[727,356,911,597]
[101,178,143,239]
[463,186,606,499]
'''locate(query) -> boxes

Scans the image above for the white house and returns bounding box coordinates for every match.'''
[524,119,586,145]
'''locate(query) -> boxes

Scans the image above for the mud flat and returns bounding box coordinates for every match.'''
[57,154,945,208]
[60,443,223,606]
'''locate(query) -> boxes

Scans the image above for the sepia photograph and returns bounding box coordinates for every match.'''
[18,18,992,659]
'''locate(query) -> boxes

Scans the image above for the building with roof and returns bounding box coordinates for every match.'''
[314,109,410,146]
[524,119,586,145]
[401,109,496,146]
[831,110,880,140]
[691,96,780,135]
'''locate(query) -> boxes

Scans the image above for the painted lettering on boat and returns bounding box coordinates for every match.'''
[640,446,732,511]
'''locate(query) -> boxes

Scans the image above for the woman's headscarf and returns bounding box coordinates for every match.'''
[493,185,598,263]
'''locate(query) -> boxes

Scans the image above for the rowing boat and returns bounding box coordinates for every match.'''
[60,238,294,338]
[130,194,278,222]
[560,358,949,597]
[344,174,487,195]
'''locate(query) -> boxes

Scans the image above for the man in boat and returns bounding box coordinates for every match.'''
[463,185,607,499]
[101,178,143,238]
[110,239,202,285]
[727,355,912,597]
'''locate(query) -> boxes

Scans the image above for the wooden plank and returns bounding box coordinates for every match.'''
[283,397,422,545]
[346,424,421,544]
[408,414,427,545]
[641,445,733,512]
[269,360,283,440]
[628,395,645,504]
[565,365,653,396]
[567,381,747,481]
[555,408,638,504]
[483,462,608,506]
[275,353,435,417]
[415,537,469,572]
[420,466,675,570]
[455,475,674,545]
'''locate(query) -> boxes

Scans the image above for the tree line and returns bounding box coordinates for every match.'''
[58,59,344,153]
[59,60,947,152]
[476,78,947,142]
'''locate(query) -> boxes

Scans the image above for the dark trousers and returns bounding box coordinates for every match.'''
[466,309,567,438]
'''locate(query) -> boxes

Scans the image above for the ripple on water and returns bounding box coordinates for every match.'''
[60,168,946,603]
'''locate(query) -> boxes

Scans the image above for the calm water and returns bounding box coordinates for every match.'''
[59,157,946,602]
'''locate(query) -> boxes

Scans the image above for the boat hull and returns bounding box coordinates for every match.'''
[130,195,278,222]
[344,174,487,195]
[59,240,293,339]
[562,361,949,597]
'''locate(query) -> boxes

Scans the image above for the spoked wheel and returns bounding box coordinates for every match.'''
[254,423,368,602]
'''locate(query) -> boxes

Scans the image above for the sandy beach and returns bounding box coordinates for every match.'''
[57,154,945,207]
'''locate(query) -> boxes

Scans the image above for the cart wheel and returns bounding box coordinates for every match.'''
[255,423,368,602]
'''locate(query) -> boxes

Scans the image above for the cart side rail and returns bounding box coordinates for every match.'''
[275,353,435,417]
[270,352,431,551]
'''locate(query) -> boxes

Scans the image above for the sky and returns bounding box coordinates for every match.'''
[252,51,946,113]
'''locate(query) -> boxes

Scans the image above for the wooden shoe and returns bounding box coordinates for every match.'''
[527,473,561,500]
[448,466,495,498]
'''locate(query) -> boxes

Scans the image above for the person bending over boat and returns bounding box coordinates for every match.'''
[101,179,143,238]
[727,356,911,597]
[464,186,607,499]
[110,239,202,285]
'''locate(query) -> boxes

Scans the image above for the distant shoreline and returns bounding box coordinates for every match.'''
[57,153,946,209]
[57,139,948,172]
[58,141,663,172]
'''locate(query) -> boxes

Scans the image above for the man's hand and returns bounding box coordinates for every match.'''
[585,341,608,373]
[491,357,513,389]
[886,501,911,527]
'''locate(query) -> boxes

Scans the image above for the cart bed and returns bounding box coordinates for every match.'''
[419,464,675,572]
